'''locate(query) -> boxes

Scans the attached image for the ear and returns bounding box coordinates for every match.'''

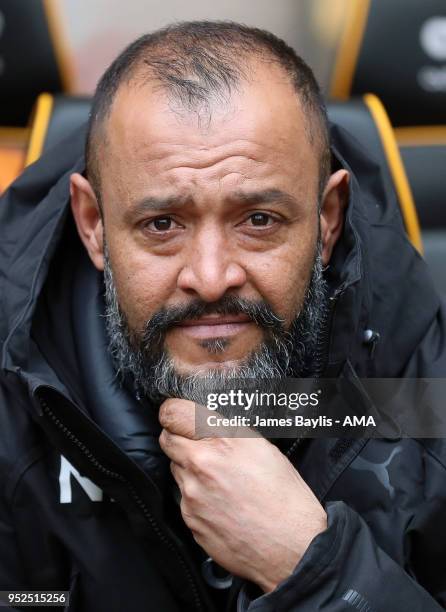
[320,169,350,266]
[70,173,104,271]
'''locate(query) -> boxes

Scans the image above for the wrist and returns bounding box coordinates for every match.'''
[256,510,328,593]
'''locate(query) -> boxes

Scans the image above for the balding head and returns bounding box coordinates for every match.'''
[85,21,331,201]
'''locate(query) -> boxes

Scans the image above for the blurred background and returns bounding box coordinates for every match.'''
[63,0,346,94]
[0,0,445,291]
[0,0,349,190]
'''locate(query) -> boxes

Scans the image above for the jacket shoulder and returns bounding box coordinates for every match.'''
[0,371,46,489]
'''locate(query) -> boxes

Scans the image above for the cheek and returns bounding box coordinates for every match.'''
[109,248,179,330]
[250,232,317,326]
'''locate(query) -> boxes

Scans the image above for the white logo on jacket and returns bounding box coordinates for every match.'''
[59,455,103,503]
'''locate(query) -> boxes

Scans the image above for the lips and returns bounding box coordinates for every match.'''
[175,314,252,339]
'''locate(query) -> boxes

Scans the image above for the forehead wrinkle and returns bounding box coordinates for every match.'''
[126,136,269,167]
[98,74,322,207]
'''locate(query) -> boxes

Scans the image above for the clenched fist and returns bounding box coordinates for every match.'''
[159,398,327,593]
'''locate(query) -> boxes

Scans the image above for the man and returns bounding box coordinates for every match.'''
[0,21,445,611]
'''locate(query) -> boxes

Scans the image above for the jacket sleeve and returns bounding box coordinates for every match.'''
[238,501,444,611]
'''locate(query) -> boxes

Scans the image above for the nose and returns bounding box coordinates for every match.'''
[177,225,247,301]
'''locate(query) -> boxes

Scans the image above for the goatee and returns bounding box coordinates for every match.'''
[103,240,328,405]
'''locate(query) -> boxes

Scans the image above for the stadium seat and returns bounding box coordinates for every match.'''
[0,0,73,191]
[0,0,73,126]
[328,94,422,254]
[25,93,91,166]
[330,0,446,294]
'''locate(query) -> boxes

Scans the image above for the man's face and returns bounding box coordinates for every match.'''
[96,62,322,381]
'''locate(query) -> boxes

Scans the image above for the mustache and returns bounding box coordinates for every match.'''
[136,295,287,351]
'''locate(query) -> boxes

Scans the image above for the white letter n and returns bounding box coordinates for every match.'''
[59,455,103,503]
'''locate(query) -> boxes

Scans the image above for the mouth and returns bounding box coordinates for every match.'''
[175,314,253,339]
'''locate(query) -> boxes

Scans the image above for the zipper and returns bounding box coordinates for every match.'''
[313,293,339,380]
[286,293,339,462]
[37,394,206,612]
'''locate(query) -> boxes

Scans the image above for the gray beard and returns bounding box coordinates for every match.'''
[103,241,328,406]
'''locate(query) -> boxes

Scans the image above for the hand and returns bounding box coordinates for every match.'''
[159,398,327,593]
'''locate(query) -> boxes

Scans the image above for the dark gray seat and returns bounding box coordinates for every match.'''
[329,0,446,295]
[0,0,73,127]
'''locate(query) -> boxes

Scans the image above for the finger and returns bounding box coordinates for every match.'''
[159,428,196,465]
[159,398,197,439]
[170,461,185,487]
[170,462,198,509]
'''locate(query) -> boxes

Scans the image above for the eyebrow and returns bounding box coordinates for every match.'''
[123,195,189,222]
[230,189,298,207]
[124,188,298,222]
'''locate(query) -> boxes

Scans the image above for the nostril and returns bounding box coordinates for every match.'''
[177,260,247,302]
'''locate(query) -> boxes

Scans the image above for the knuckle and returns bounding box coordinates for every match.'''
[211,437,231,456]
[180,497,194,522]
[191,529,204,547]
[159,428,173,449]
[187,449,219,485]
[169,460,178,478]
[159,399,177,428]
[179,501,202,538]
[187,446,210,473]
[181,481,197,504]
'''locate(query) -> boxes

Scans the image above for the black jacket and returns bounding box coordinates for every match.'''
[1,125,446,611]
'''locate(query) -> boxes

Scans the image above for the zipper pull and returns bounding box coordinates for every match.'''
[363,329,380,358]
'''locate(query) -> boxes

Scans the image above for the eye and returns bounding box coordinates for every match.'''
[145,216,178,232]
[247,213,274,227]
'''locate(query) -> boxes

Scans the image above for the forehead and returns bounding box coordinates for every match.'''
[98,61,320,203]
